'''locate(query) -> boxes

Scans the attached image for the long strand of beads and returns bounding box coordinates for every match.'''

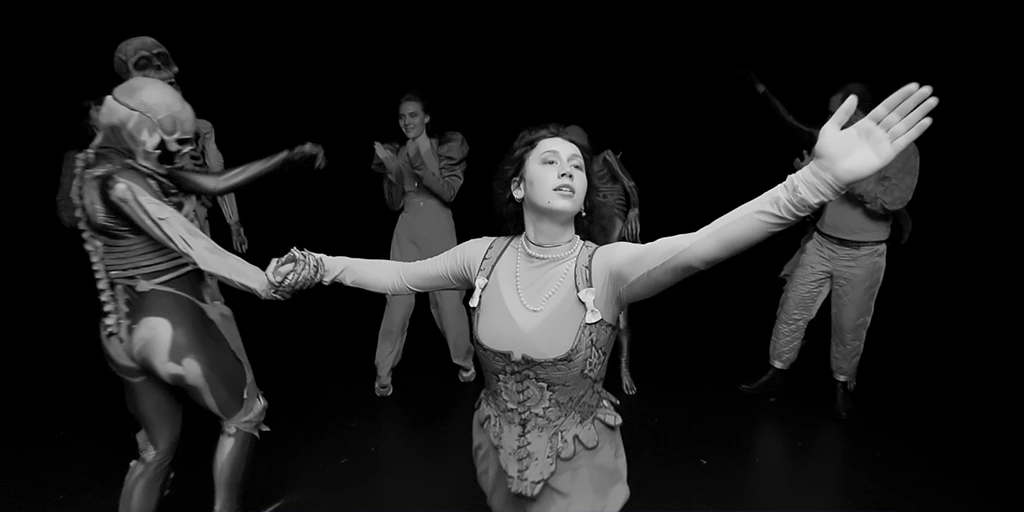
[522,235,581,261]
[516,237,578,313]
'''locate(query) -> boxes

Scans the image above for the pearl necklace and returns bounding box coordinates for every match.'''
[516,235,580,313]
[522,235,580,260]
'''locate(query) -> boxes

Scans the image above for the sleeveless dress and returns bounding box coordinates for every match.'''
[470,237,629,511]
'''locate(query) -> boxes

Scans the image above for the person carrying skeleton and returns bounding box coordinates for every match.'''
[563,124,641,396]
[70,76,326,512]
[116,37,249,302]
[739,74,922,420]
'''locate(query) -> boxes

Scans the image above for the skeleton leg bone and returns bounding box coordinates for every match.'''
[124,285,260,512]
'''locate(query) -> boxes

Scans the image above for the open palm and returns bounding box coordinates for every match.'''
[813,83,938,186]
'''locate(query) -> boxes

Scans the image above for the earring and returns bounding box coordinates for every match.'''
[581,206,587,217]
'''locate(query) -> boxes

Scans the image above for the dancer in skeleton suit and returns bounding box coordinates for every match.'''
[739,77,922,419]
[370,91,476,397]
[59,37,249,296]
[115,36,249,302]
[564,125,641,395]
[269,83,937,510]
[68,77,325,512]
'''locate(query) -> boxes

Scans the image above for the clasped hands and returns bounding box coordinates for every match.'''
[264,248,326,300]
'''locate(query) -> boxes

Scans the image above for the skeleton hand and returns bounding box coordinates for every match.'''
[622,209,640,244]
[230,222,248,254]
[813,83,936,187]
[294,142,327,170]
[621,363,637,396]
[793,150,813,170]
[265,248,325,300]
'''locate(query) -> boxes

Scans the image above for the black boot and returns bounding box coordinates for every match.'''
[739,367,786,395]
[834,380,854,420]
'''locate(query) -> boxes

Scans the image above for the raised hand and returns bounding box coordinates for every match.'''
[230,223,248,254]
[374,142,400,173]
[813,83,937,186]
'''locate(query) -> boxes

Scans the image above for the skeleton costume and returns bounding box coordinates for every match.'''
[70,77,323,512]
[274,153,850,510]
[741,76,921,418]
[115,37,249,296]
[370,131,475,396]
[565,125,641,396]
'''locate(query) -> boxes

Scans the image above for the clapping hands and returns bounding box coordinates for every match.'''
[374,142,400,174]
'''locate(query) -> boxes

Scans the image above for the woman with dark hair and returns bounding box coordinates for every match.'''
[270,83,937,510]
[369,91,476,397]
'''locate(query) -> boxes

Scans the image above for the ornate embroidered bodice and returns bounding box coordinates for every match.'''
[470,237,622,498]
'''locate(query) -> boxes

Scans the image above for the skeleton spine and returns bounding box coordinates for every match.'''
[70,151,123,340]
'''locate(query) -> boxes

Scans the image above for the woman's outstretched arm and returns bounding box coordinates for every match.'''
[313,237,494,295]
[595,162,845,306]
[595,81,938,308]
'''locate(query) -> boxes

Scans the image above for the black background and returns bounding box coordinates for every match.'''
[8,30,1005,510]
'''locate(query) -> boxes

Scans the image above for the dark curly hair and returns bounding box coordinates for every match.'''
[492,123,597,237]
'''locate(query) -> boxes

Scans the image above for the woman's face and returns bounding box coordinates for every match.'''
[398,101,429,140]
[513,137,587,219]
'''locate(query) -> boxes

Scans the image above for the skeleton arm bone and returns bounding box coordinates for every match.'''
[594,163,845,308]
[752,81,819,145]
[198,119,242,226]
[167,144,323,196]
[105,171,275,299]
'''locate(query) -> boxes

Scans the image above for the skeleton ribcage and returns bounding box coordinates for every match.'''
[591,161,629,220]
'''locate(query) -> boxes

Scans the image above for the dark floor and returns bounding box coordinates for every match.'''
[9,278,1010,511]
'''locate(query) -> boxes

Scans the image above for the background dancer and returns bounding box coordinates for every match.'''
[739,80,922,419]
[564,124,642,395]
[370,91,476,397]
[269,83,937,510]
[71,77,325,512]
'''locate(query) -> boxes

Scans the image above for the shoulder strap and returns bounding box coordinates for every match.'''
[573,240,599,293]
[476,235,516,280]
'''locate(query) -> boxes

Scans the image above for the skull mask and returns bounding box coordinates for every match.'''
[114,37,180,90]
[96,77,197,170]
